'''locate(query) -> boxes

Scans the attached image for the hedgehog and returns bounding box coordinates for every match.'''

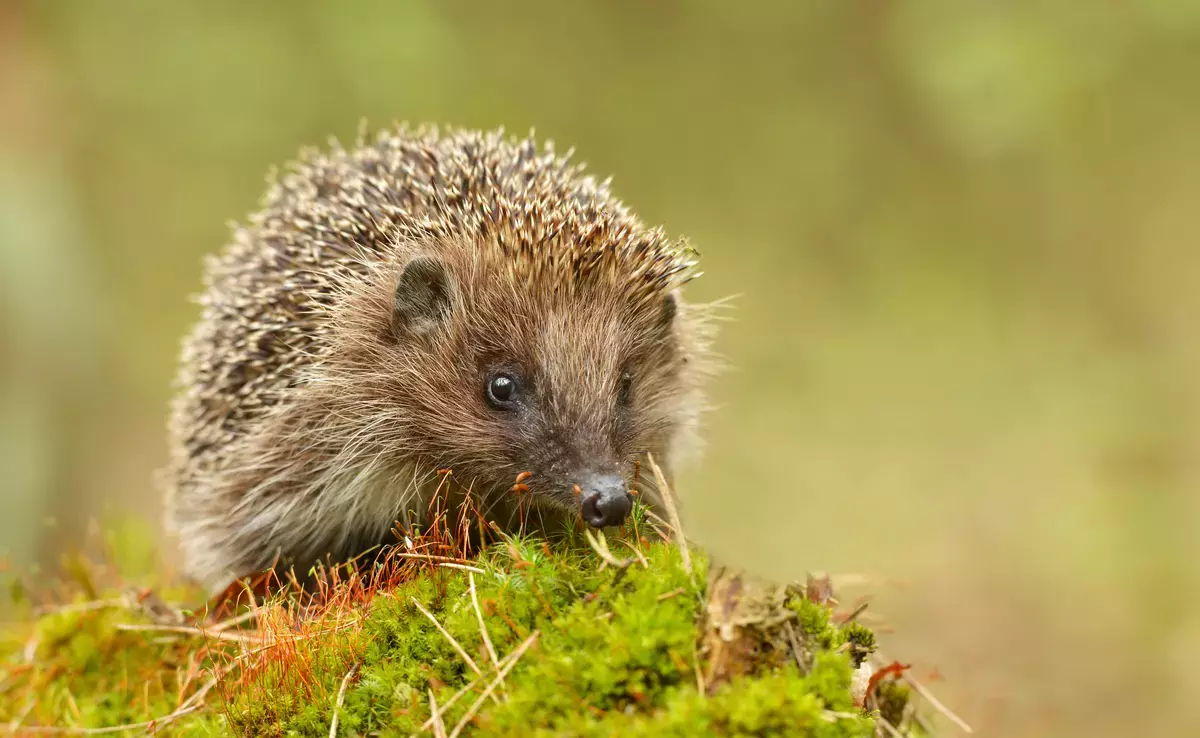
[164,126,717,591]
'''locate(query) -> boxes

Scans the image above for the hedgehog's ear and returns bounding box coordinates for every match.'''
[658,292,678,331]
[392,256,454,339]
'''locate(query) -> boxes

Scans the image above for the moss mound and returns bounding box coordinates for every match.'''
[1,518,914,736]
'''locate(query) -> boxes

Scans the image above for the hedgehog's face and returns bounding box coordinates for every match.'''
[388,251,686,529]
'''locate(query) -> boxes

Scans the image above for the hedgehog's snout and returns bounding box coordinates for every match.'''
[578,474,633,528]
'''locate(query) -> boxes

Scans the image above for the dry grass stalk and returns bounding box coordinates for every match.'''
[834,601,870,626]
[617,538,650,568]
[640,508,673,536]
[646,453,691,576]
[875,715,904,737]
[410,666,489,736]
[872,653,973,734]
[468,572,499,668]
[438,562,486,574]
[655,587,686,602]
[394,552,478,565]
[428,689,447,738]
[32,598,130,617]
[328,662,360,738]
[582,528,631,571]
[207,608,260,633]
[407,618,546,736]
[410,597,482,677]
[902,671,973,734]
[783,620,808,673]
[446,631,539,738]
[113,623,262,645]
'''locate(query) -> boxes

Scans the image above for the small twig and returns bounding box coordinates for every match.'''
[873,653,973,734]
[328,662,360,738]
[647,454,692,576]
[33,598,130,617]
[438,562,486,574]
[129,587,186,625]
[394,552,478,565]
[410,597,482,676]
[409,639,526,736]
[875,715,905,738]
[468,572,499,668]
[447,632,539,738]
[207,608,260,632]
[655,587,686,602]
[834,601,870,625]
[910,706,935,734]
[114,623,262,644]
[783,620,809,673]
[616,538,650,568]
[428,689,447,738]
[228,616,361,654]
[582,529,631,570]
[903,671,973,734]
[641,507,673,532]
[410,668,487,736]
[177,670,223,712]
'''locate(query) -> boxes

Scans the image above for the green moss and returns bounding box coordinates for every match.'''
[791,595,835,644]
[875,680,912,729]
[3,526,884,737]
[839,622,877,667]
[475,660,870,738]
[1,600,226,732]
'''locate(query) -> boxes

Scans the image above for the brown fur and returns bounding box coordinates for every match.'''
[165,126,717,590]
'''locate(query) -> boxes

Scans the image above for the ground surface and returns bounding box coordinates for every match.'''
[1,510,918,736]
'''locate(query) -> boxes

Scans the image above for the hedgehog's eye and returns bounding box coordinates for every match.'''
[617,371,634,407]
[486,372,520,409]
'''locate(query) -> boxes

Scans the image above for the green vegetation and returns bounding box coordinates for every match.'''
[1,518,911,736]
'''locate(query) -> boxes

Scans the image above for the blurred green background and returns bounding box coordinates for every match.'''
[1,1,1197,735]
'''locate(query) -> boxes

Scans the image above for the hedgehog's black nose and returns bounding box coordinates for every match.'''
[579,475,632,528]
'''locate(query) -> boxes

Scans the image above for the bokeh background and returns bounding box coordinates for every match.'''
[2,1,1197,735]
